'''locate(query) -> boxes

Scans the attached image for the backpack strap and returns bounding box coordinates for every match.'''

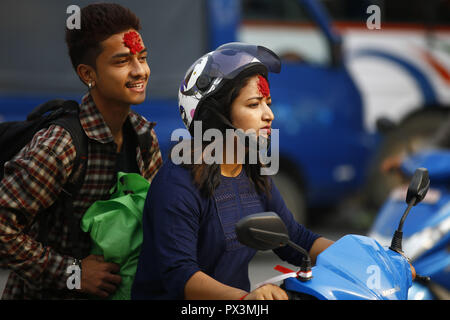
[53,100,87,259]
[26,99,67,121]
[50,100,88,191]
[36,100,88,259]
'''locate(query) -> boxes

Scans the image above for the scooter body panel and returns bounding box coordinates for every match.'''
[284,235,412,300]
[408,282,435,300]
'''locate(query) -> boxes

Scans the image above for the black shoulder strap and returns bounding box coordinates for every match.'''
[36,100,88,259]
[54,100,87,259]
[27,99,67,121]
[50,100,88,191]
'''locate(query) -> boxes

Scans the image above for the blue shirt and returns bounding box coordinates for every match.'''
[131,161,321,300]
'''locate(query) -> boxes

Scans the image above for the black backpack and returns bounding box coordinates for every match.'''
[0,99,88,259]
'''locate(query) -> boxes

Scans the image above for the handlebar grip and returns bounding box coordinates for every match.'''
[415,274,431,283]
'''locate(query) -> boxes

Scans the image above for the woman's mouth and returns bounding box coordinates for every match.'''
[260,126,271,136]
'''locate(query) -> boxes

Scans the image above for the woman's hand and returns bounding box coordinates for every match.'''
[242,284,288,300]
[185,271,288,300]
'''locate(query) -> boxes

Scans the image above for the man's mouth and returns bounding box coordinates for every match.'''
[126,80,146,92]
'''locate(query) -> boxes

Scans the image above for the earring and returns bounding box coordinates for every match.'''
[88,81,95,89]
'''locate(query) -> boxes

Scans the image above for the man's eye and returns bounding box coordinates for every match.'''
[139,55,148,62]
[116,59,128,65]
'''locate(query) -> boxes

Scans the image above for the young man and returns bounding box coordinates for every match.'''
[0,3,162,299]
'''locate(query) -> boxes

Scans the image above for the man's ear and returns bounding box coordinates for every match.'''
[77,63,97,87]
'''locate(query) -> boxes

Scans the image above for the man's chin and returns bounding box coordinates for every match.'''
[126,93,147,106]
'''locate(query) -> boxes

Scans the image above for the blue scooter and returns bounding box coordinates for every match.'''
[369,149,450,300]
[236,168,429,300]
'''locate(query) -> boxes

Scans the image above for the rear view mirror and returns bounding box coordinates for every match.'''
[406,167,430,206]
[236,212,314,281]
[235,212,289,251]
[390,167,431,253]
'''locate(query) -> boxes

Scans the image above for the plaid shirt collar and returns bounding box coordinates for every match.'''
[79,92,155,144]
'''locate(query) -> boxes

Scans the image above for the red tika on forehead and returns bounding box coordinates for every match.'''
[123,31,144,55]
[257,75,270,97]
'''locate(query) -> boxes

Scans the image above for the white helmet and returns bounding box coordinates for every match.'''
[178,42,281,134]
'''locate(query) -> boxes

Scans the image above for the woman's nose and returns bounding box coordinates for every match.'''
[262,102,274,122]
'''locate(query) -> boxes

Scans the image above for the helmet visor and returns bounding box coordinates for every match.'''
[203,42,281,79]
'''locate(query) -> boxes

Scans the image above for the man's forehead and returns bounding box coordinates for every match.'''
[122,30,144,54]
[101,30,145,54]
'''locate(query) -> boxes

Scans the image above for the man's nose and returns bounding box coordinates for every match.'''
[130,58,148,78]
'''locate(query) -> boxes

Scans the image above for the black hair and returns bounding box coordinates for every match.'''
[65,3,141,70]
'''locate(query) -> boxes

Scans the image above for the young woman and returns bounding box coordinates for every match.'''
[131,43,333,300]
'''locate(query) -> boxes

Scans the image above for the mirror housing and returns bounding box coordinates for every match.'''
[390,168,430,254]
[235,212,289,251]
[406,167,430,206]
[236,212,314,281]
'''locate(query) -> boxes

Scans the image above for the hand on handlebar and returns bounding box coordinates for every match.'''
[242,284,288,300]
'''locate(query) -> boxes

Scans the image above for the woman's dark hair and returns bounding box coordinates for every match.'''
[65,3,141,70]
[173,67,272,198]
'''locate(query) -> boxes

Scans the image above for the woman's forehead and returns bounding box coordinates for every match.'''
[239,75,270,98]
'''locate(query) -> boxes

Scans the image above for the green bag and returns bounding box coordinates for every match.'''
[81,172,150,300]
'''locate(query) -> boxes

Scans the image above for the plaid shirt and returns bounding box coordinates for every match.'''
[0,93,162,299]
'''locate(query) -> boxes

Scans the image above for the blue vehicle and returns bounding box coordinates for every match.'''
[369,149,450,300]
[236,168,431,299]
[0,0,378,224]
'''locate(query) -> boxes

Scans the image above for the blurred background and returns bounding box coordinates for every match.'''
[1,0,449,298]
